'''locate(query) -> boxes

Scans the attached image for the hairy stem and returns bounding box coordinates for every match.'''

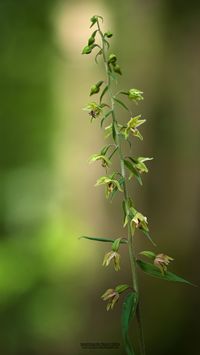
[97,20,146,355]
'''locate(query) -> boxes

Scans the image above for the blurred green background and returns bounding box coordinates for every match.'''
[0,0,200,354]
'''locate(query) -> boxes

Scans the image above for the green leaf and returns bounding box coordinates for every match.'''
[124,160,143,186]
[95,49,103,63]
[112,238,122,252]
[140,251,156,260]
[122,200,127,224]
[139,229,157,247]
[104,123,112,138]
[137,260,195,286]
[115,284,129,293]
[100,85,108,103]
[114,98,130,112]
[100,110,112,128]
[100,144,112,156]
[79,236,128,244]
[112,122,117,143]
[104,38,110,49]
[108,145,118,160]
[122,292,138,355]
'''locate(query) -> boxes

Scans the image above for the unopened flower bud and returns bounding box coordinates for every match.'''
[113,64,122,75]
[108,54,117,64]
[105,31,113,38]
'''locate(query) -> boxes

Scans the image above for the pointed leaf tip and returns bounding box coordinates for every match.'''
[122,292,138,355]
[137,259,196,286]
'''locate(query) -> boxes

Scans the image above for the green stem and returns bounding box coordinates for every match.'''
[97,20,146,355]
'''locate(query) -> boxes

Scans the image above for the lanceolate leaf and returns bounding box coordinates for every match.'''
[114,97,130,112]
[100,144,113,156]
[122,292,138,355]
[139,229,157,247]
[104,38,110,49]
[80,236,128,244]
[108,145,118,160]
[100,85,108,103]
[122,200,127,224]
[124,159,143,186]
[112,121,117,143]
[100,110,112,127]
[140,251,156,259]
[95,49,103,64]
[137,260,195,286]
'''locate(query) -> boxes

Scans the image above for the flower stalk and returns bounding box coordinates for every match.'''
[80,14,193,355]
[96,18,146,354]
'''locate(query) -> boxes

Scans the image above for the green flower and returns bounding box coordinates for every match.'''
[89,153,111,168]
[101,288,120,311]
[95,175,123,198]
[133,157,153,173]
[154,254,174,275]
[83,102,103,120]
[131,211,148,231]
[128,88,144,102]
[124,115,146,140]
[103,251,120,271]
[101,284,129,311]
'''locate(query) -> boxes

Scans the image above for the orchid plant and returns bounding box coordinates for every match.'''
[80,15,193,355]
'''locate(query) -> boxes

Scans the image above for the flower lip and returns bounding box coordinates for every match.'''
[154,253,174,274]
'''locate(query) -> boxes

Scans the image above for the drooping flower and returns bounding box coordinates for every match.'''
[101,289,119,311]
[124,115,146,140]
[89,153,111,169]
[102,251,120,271]
[131,211,148,231]
[154,253,174,274]
[95,175,123,199]
[133,157,153,173]
[101,284,129,311]
[128,88,144,102]
[83,102,103,120]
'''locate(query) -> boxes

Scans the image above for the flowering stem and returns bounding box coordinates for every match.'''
[97,20,146,355]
